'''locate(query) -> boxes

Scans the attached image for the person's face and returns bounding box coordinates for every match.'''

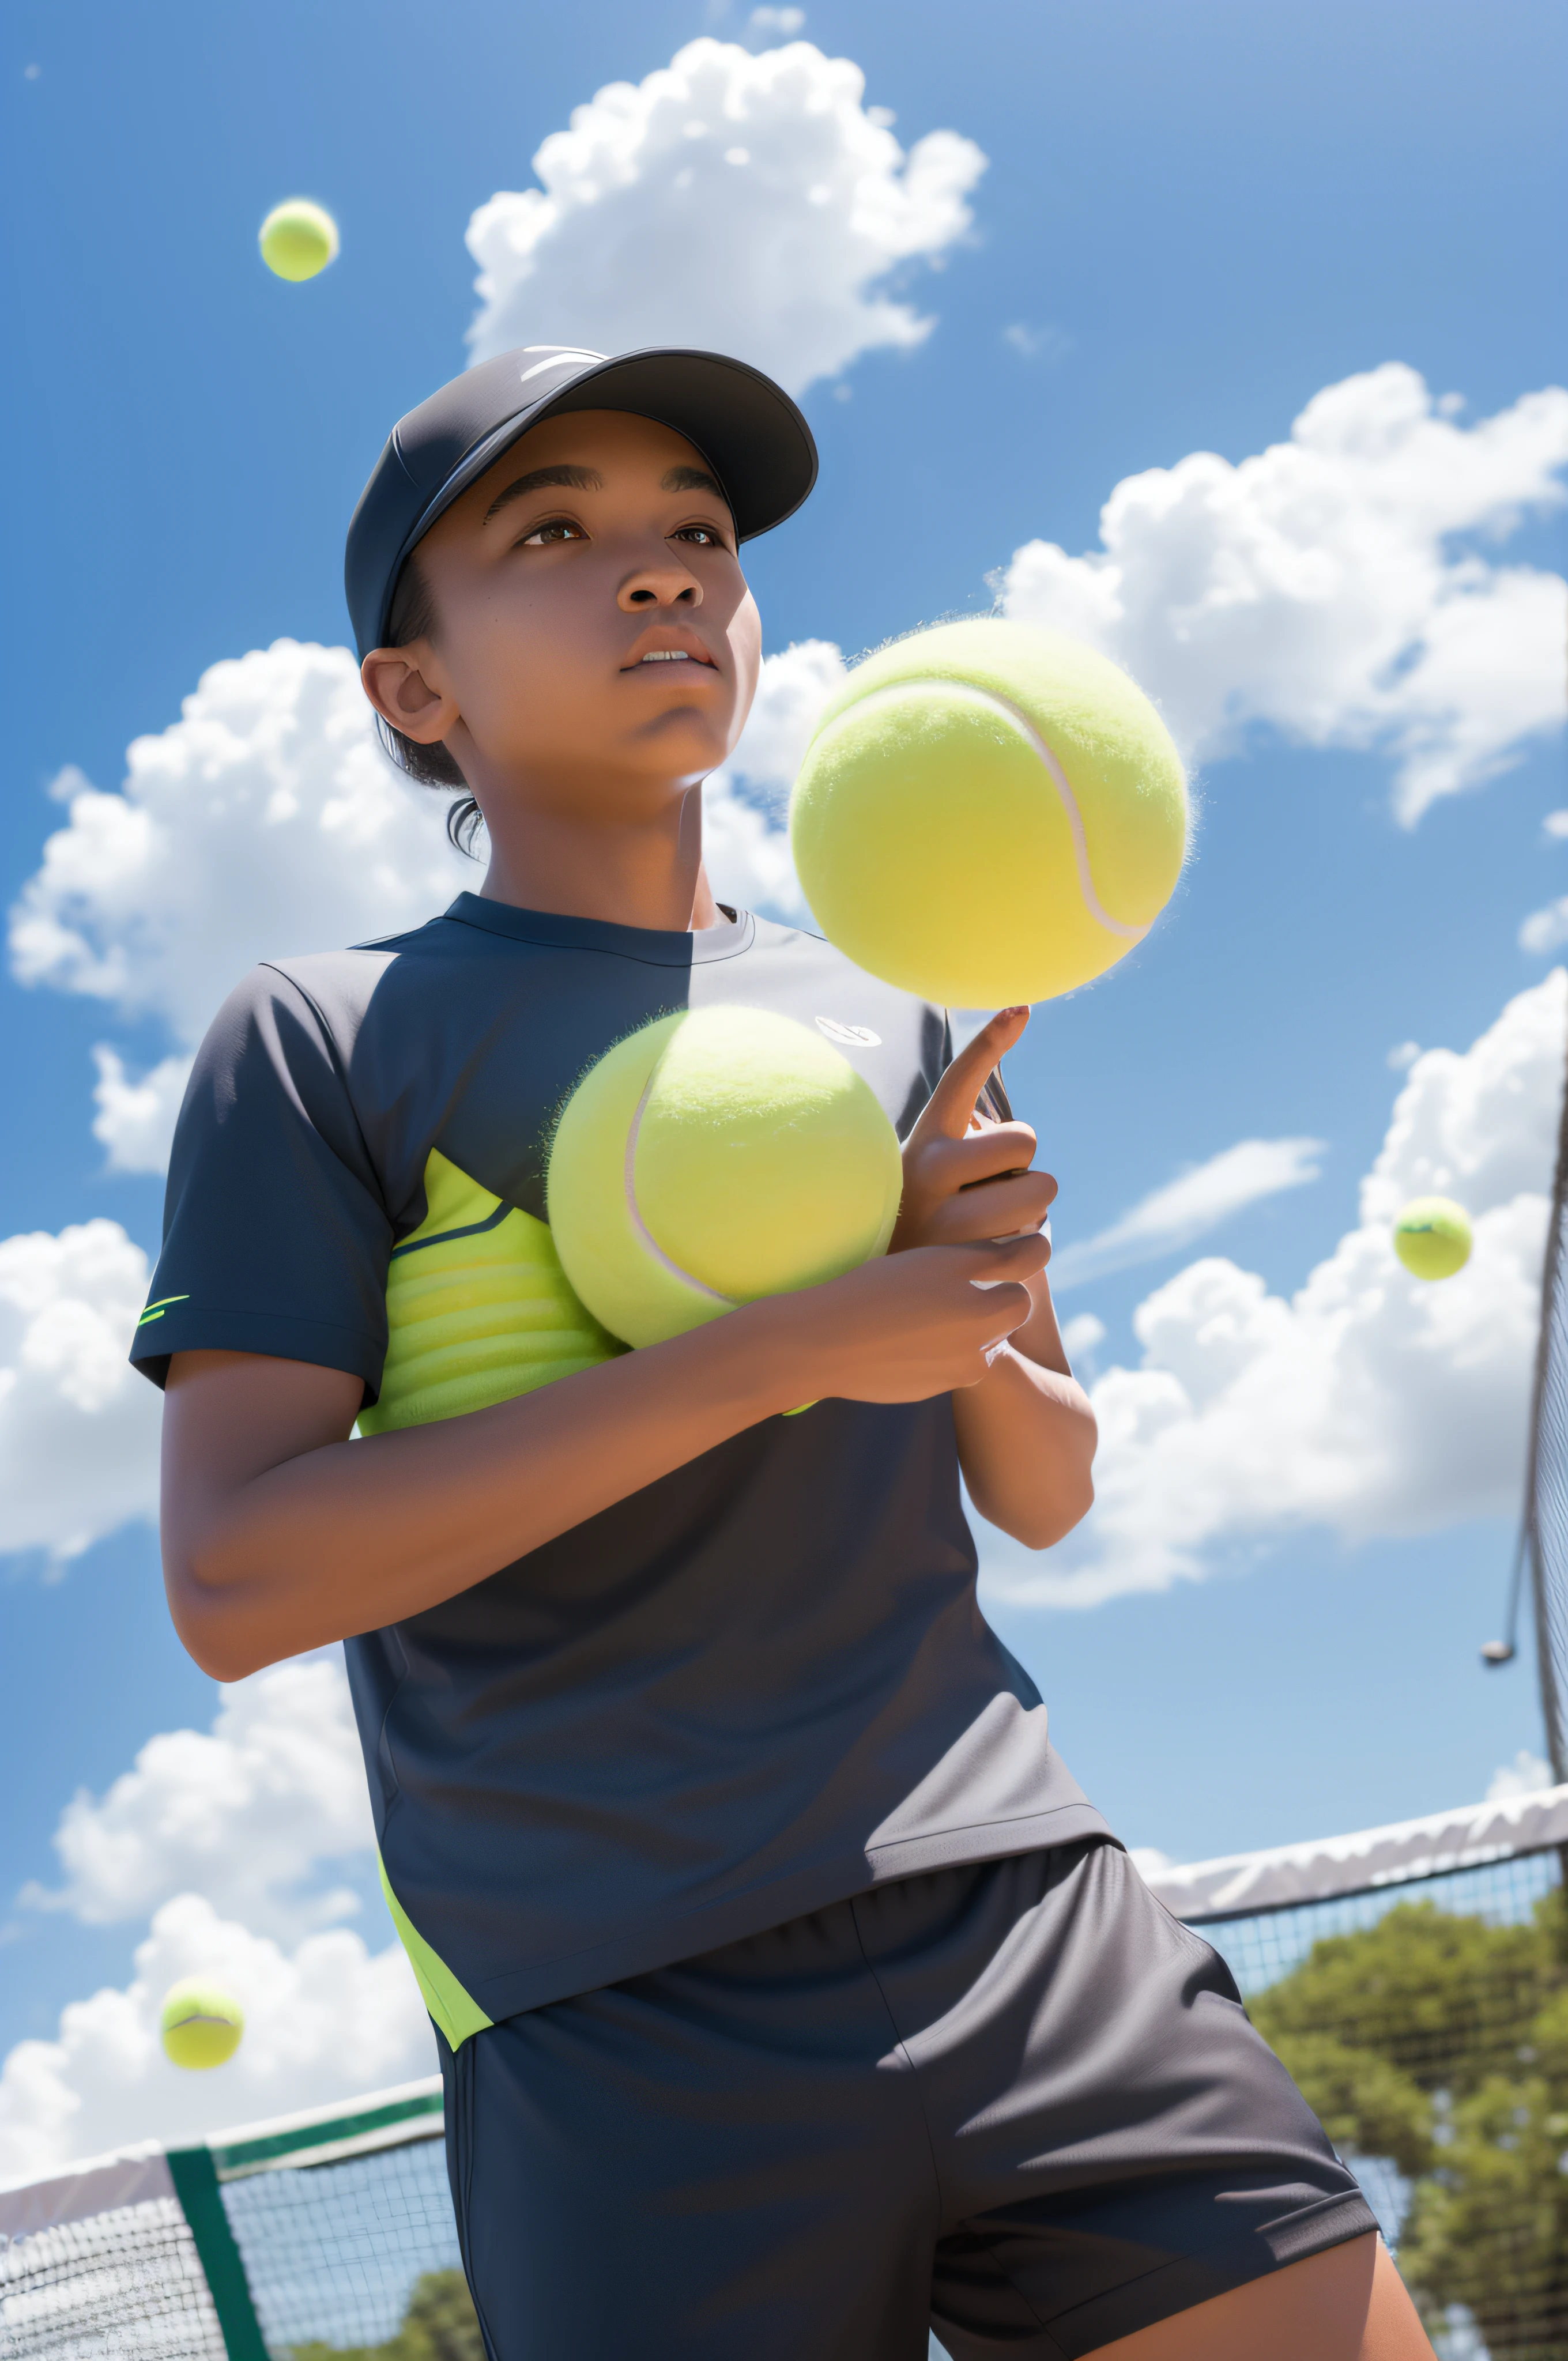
[367,409,761,813]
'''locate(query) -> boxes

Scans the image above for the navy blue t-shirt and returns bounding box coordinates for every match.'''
[134,895,1106,2041]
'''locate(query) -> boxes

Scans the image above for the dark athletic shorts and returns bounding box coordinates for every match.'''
[440,1839,1376,2359]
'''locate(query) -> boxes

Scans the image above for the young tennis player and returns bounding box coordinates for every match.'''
[141,346,1432,2359]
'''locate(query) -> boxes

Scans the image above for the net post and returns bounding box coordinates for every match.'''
[1525,1019,1568,1783]
[165,2141,270,2361]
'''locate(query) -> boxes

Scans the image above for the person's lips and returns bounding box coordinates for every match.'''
[620,633,721,674]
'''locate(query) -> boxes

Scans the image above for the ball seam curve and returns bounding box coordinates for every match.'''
[624,1071,737,1307]
[809,678,1152,943]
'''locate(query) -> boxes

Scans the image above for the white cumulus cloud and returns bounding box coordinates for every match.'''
[1059,1312,1106,1370]
[9,640,470,1051]
[1486,1749,1555,1802]
[1002,322,1075,368]
[982,972,1565,1607]
[90,1047,194,1175]
[702,638,845,918]
[0,1221,161,1563]
[1,1665,419,2181]
[2,644,476,1567]
[1521,898,1568,956]
[701,783,804,923]
[1520,804,1568,955]
[22,1657,375,1943]
[725,638,847,811]
[1358,972,1568,1226]
[996,364,1568,823]
[1050,1136,1325,1292]
[465,38,986,393]
[0,1895,429,2182]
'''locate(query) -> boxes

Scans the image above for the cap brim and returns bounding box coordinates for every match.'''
[380,348,816,647]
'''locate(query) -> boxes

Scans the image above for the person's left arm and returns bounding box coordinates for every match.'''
[891,1006,1096,1549]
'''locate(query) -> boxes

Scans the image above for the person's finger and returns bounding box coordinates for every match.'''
[927,1174,1056,1244]
[897,1140,1037,1231]
[955,1231,1051,1285]
[968,1277,1035,1344]
[916,1008,1030,1143]
[923,1121,1040,1191]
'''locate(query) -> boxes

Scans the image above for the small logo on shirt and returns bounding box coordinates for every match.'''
[137,1294,189,1328]
[816,1017,881,1049]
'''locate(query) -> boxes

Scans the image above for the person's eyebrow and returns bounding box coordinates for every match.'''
[662,464,726,498]
[483,464,604,522]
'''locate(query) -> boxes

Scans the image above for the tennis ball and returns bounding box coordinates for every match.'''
[160,1978,244,2070]
[259,199,339,282]
[1393,1196,1472,1281]
[789,618,1188,1007]
[546,1006,903,1349]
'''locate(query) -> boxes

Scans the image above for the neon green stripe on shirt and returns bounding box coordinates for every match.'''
[137,1293,191,1326]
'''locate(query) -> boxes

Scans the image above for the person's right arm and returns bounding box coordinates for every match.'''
[161,1232,1047,1683]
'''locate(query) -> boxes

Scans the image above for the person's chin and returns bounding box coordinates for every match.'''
[631,709,734,764]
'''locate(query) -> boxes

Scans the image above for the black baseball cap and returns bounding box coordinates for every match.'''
[344,344,818,659]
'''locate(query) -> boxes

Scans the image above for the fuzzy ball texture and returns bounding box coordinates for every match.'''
[259,199,339,282]
[160,1976,246,2070]
[789,618,1188,1007]
[1393,1195,1474,1281]
[546,1006,903,1349]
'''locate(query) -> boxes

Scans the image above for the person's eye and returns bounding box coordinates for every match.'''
[673,523,726,548]
[520,517,586,546]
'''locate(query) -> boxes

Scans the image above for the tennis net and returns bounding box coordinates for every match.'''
[4,1783,1566,2360]
[1148,1783,1568,2358]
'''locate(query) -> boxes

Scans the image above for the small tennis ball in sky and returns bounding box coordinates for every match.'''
[546,1005,903,1349]
[160,1977,245,2070]
[1393,1195,1472,1281]
[259,199,339,282]
[789,618,1188,1008]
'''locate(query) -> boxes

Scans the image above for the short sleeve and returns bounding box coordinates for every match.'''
[131,964,393,1397]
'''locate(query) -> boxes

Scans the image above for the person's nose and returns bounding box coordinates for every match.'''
[617,548,703,612]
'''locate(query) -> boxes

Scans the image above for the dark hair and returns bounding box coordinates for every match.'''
[374,555,485,856]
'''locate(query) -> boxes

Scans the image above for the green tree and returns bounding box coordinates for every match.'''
[1252,1900,1556,2094]
[1249,1889,1568,2359]
[289,2268,485,2361]
[1399,2069,1568,2359]
[1264,2028,1434,2179]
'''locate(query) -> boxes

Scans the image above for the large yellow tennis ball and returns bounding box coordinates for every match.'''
[259,199,339,282]
[1393,1196,1472,1281]
[160,1978,244,2070]
[546,1006,903,1349]
[789,619,1188,1006]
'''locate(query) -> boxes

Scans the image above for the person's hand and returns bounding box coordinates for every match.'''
[757,1231,1051,1405]
[891,1008,1057,1255]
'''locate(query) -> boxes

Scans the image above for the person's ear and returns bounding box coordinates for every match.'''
[360,649,460,748]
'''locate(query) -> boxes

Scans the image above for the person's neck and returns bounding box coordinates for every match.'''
[477,782,718,933]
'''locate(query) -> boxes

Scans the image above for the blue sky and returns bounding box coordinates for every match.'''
[2,0,1565,2162]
